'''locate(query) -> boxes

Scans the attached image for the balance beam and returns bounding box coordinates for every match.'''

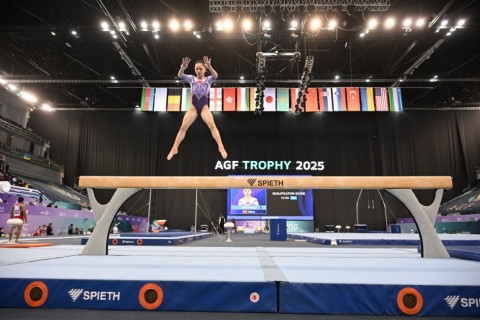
[79,176,452,190]
[79,175,452,259]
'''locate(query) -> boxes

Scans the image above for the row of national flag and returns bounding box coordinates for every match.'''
[140,87,403,112]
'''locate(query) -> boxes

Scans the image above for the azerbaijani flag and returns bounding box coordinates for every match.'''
[140,87,154,111]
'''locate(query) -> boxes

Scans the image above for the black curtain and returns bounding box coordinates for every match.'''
[29,110,480,231]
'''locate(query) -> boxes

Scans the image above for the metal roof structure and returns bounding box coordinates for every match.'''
[0,0,478,110]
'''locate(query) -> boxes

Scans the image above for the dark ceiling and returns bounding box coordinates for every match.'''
[0,0,479,110]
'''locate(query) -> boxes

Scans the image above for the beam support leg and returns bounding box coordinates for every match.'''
[82,188,140,255]
[386,188,449,258]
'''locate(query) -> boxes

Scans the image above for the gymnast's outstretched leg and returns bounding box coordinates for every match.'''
[167,108,198,160]
[201,106,228,159]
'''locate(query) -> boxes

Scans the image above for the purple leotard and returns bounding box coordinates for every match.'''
[182,74,215,113]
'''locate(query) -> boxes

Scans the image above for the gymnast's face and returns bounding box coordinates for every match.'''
[195,63,206,78]
[243,189,252,197]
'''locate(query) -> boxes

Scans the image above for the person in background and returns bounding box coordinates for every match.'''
[33,226,43,236]
[68,224,74,235]
[46,223,53,236]
[218,214,226,234]
[8,196,27,243]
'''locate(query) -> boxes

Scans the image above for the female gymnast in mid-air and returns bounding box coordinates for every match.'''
[167,56,228,160]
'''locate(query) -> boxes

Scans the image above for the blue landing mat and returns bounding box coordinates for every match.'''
[289,233,480,246]
[121,231,195,237]
[279,283,480,317]
[446,246,480,261]
[0,278,277,312]
[81,232,212,246]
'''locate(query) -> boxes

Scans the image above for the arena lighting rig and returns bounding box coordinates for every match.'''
[209,0,391,13]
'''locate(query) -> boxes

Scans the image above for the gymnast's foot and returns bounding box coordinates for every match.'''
[167,149,178,160]
[219,148,228,159]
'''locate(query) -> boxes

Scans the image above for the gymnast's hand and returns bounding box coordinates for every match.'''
[203,56,212,69]
[181,57,190,69]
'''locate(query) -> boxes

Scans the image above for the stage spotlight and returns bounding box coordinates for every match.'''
[169,19,180,32]
[367,18,378,29]
[262,19,271,30]
[415,18,425,28]
[385,17,396,29]
[241,17,252,31]
[140,21,148,30]
[328,19,337,30]
[402,18,412,28]
[223,17,234,31]
[184,20,193,31]
[309,17,321,31]
[152,21,160,31]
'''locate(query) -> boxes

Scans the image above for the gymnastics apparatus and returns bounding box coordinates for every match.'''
[79,175,452,258]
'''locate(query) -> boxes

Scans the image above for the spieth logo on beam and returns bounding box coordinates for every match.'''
[247,179,284,187]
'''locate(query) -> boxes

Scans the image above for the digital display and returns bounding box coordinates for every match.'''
[227,179,314,221]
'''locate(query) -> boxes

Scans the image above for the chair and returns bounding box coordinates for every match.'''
[335,225,342,233]
[345,226,351,233]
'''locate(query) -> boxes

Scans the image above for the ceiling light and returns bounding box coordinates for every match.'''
[402,18,412,28]
[242,18,253,31]
[71,30,77,35]
[0,78,6,84]
[112,34,118,39]
[118,21,126,30]
[169,19,180,31]
[441,20,448,26]
[51,31,56,36]
[446,32,451,36]
[19,91,38,104]
[456,19,465,26]
[154,33,160,39]
[328,19,337,30]
[449,27,456,32]
[334,75,339,79]
[215,20,224,31]
[223,18,233,31]
[140,21,148,30]
[152,21,160,31]
[309,17,321,31]
[262,19,271,30]
[8,84,17,91]
[41,103,53,112]
[289,19,298,30]
[385,17,395,29]
[184,20,193,30]
[415,18,425,27]
[101,21,109,30]
[367,18,378,29]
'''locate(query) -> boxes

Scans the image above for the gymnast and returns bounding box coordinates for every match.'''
[167,56,228,160]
